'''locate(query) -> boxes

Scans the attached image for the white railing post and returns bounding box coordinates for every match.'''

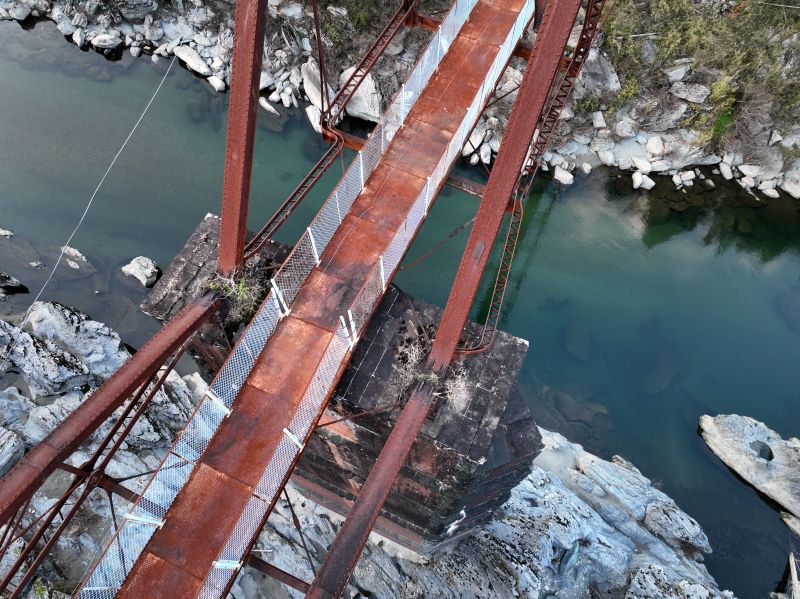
[401,83,406,120]
[307,227,321,265]
[347,309,358,342]
[424,176,431,214]
[359,153,365,189]
[205,388,232,416]
[379,256,386,290]
[270,280,290,316]
[340,315,355,349]
[335,189,342,223]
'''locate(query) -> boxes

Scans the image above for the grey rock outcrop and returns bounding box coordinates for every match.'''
[0,319,90,398]
[238,430,732,599]
[23,301,129,379]
[0,428,24,476]
[699,414,800,528]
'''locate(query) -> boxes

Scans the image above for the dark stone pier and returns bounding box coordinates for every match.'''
[144,215,542,554]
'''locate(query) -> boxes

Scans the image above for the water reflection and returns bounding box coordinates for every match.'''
[605,170,800,261]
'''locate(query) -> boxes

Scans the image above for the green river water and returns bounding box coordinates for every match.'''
[1,20,799,598]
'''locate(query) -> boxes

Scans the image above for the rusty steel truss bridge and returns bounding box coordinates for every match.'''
[0,0,609,596]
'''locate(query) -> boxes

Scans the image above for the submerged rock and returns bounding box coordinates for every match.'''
[773,286,800,336]
[121,256,160,287]
[0,272,28,297]
[699,414,800,526]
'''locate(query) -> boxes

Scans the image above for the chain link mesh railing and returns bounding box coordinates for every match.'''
[199,1,534,592]
[77,2,480,597]
[78,0,537,595]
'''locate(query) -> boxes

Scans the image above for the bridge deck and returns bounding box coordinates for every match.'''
[115,1,530,595]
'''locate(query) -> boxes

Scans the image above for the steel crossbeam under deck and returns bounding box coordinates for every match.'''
[99,1,534,597]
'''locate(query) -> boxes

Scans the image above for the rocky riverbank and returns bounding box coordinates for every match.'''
[700,414,800,537]
[0,302,737,597]
[232,428,735,598]
[1,0,798,201]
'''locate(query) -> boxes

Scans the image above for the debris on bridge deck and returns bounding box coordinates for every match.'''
[142,214,288,374]
[145,214,541,555]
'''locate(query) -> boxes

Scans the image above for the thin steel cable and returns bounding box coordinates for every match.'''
[16,56,177,329]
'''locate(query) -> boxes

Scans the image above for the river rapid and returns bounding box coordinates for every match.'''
[1,20,799,598]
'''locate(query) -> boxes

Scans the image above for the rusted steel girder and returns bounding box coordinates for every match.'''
[321,0,418,130]
[0,293,218,527]
[218,0,268,275]
[244,0,415,261]
[459,0,608,355]
[305,1,582,596]
[429,0,582,370]
[247,556,310,593]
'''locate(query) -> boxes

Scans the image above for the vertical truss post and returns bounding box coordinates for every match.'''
[218,0,268,275]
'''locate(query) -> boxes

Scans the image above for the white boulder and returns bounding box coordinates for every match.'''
[646,135,665,156]
[553,166,574,185]
[700,414,800,526]
[121,256,159,287]
[631,156,652,174]
[174,45,212,76]
[633,172,655,191]
[781,177,800,199]
[259,97,280,116]
[91,34,123,50]
[592,111,607,129]
[738,164,763,178]
[301,58,333,111]
[206,75,226,92]
[339,67,382,122]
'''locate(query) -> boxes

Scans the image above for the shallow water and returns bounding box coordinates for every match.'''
[2,20,799,598]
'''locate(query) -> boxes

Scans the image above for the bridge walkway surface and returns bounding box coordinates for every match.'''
[78,0,535,597]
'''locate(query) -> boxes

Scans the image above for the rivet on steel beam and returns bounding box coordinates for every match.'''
[282,427,304,450]
[307,228,321,265]
[124,513,165,528]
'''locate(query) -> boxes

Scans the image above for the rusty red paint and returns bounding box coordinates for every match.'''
[429,0,582,370]
[0,294,218,527]
[217,0,268,275]
[306,1,586,596]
